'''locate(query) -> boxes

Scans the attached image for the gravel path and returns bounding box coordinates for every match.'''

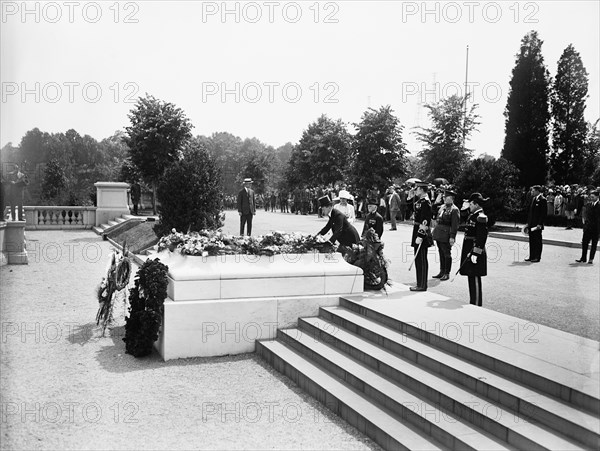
[1,230,381,450]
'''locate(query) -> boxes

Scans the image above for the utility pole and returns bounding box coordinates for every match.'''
[463,45,469,151]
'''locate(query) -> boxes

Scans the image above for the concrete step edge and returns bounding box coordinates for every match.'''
[278,328,516,451]
[336,298,600,415]
[298,316,599,449]
[315,307,600,440]
[256,339,446,451]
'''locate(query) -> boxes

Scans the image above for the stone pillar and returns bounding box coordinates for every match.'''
[4,220,27,264]
[94,182,130,226]
[0,221,7,266]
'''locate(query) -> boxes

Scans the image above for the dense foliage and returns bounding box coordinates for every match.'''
[155,142,223,236]
[123,258,169,357]
[502,30,551,186]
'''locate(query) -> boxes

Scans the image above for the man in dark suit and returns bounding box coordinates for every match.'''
[237,178,256,236]
[317,195,359,255]
[410,182,433,291]
[526,185,547,263]
[576,190,600,264]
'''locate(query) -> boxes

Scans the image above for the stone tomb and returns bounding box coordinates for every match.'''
[147,251,364,360]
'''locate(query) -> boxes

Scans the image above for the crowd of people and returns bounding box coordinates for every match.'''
[235,178,600,308]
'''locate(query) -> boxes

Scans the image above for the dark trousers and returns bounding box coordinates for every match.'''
[468,276,483,306]
[436,241,452,275]
[581,229,599,262]
[413,245,428,289]
[399,205,406,221]
[240,213,253,236]
[528,229,543,260]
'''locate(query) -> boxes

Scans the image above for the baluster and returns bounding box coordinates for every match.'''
[50,210,57,225]
[74,210,80,225]
[41,210,47,225]
[68,210,73,225]
[61,210,67,225]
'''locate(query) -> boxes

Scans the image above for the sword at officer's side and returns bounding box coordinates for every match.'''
[450,252,473,282]
[408,220,428,271]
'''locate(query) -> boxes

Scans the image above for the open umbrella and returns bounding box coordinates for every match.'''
[405,177,422,184]
[432,178,449,187]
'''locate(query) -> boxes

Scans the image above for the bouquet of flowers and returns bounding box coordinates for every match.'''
[157,229,334,257]
[96,242,132,336]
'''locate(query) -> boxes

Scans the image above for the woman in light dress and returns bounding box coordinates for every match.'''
[333,189,356,224]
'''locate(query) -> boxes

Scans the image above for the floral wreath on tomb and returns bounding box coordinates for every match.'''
[157,229,334,257]
[96,242,131,336]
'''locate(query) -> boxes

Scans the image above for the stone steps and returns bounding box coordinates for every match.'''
[312,307,599,448]
[257,291,599,450]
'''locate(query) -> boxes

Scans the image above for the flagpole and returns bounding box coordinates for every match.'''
[463,45,469,151]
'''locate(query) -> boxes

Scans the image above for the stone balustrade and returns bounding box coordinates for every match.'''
[22,206,97,230]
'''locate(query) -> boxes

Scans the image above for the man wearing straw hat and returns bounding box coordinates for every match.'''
[237,178,256,236]
[459,193,489,307]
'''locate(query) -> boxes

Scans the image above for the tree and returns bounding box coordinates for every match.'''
[453,157,521,227]
[414,94,480,181]
[350,106,407,194]
[155,141,222,236]
[41,159,67,200]
[584,120,600,185]
[550,44,589,184]
[201,132,243,195]
[287,115,352,187]
[240,150,272,195]
[124,94,193,213]
[501,30,551,186]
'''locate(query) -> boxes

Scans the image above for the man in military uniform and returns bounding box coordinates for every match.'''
[362,198,384,239]
[432,190,460,281]
[459,193,489,307]
[410,182,433,291]
[576,189,600,264]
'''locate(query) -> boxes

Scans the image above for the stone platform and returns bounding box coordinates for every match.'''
[142,251,364,360]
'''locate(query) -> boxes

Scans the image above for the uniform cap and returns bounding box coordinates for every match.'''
[318,195,332,207]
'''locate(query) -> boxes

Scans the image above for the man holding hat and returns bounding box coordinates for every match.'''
[362,198,384,239]
[432,190,460,281]
[237,178,256,236]
[576,189,600,264]
[410,182,433,291]
[460,193,489,307]
[317,195,360,255]
[526,185,547,263]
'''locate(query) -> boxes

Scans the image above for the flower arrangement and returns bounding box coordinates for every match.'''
[96,243,132,336]
[157,229,333,257]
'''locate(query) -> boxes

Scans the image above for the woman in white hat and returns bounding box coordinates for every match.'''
[333,189,356,224]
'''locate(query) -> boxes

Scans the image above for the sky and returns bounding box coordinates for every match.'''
[2,0,599,158]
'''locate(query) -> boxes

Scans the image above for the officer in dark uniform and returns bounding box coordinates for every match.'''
[362,198,384,239]
[410,182,433,291]
[432,190,460,281]
[459,193,489,307]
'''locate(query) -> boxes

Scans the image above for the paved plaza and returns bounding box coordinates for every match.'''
[1,213,598,450]
[222,210,600,341]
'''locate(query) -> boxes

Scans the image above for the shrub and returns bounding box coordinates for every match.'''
[453,157,520,227]
[155,142,223,237]
[123,258,169,357]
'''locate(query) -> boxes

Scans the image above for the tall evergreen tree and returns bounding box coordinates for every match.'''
[501,30,551,186]
[350,106,407,194]
[550,44,589,184]
[414,94,479,181]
